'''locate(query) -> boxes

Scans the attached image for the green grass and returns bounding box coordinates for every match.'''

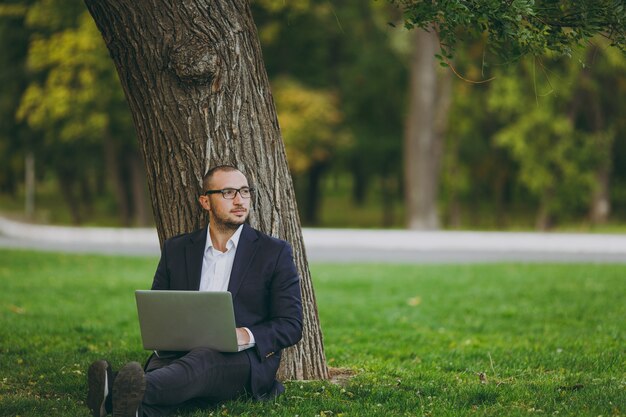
[0,250,624,416]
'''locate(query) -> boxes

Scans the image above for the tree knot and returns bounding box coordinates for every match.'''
[169,37,219,85]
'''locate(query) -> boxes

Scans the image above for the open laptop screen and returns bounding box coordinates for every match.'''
[135,290,239,352]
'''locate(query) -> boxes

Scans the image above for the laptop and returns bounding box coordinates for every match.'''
[135,290,240,352]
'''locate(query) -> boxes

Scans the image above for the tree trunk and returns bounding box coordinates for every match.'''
[80,172,95,218]
[536,187,554,231]
[304,162,325,226]
[446,172,462,228]
[24,151,35,219]
[404,28,451,230]
[130,150,152,226]
[589,163,611,224]
[381,174,395,228]
[587,63,612,225]
[444,135,461,228]
[587,100,612,225]
[493,164,509,229]
[84,0,328,381]
[568,44,612,225]
[104,132,132,226]
[57,170,82,225]
[448,196,462,228]
[351,160,367,205]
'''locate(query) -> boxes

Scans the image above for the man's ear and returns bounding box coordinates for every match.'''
[198,195,211,212]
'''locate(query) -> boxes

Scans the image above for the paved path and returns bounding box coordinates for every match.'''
[1,216,625,263]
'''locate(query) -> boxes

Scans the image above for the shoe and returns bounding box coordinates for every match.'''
[87,360,113,417]
[112,362,145,417]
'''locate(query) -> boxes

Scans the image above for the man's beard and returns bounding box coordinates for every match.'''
[210,208,248,232]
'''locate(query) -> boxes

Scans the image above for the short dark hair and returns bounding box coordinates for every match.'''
[202,165,245,191]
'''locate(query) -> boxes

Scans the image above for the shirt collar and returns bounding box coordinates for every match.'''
[205,224,244,254]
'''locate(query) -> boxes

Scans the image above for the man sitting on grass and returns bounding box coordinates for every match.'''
[86,165,303,417]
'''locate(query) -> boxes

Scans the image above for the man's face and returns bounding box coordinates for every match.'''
[199,170,251,231]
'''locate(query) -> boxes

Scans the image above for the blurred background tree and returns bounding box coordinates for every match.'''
[2,0,150,226]
[0,0,624,232]
[0,2,33,214]
[441,39,625,231]
[488,44,625,230]
[254,0,407,228]
[272,76,351,225]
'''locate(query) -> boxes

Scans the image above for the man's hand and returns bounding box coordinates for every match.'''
[236,327,250,345]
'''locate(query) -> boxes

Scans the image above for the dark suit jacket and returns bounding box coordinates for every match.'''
[151,223,303,399]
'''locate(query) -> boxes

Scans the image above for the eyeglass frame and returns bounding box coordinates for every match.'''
[203,187,254,199]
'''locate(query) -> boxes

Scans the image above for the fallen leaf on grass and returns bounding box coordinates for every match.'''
[477,372,488,384]
[9,305,25,314]
[407,297,421,306]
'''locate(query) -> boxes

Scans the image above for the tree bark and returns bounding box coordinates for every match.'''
[24,151,35,219]
[304,162,326,226]
[404,28,451,230]
[103,131,131,226]
[130,150,152,226]
[84,0,328,380]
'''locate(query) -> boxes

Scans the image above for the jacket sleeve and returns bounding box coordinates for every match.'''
[248,242,303,361]
[151,239,171,290]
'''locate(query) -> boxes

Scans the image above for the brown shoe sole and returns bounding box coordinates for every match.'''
[86,360,109,417]
[112,362,145,417]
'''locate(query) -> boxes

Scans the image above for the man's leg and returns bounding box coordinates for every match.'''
[141,347,251,417]
[86,360,113,417]
[113,362,145,417]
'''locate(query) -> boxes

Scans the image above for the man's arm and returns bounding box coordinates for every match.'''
[151,240,171,290]
[247,242,303,360]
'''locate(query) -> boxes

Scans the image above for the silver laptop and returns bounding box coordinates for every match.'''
[135,290,239,352]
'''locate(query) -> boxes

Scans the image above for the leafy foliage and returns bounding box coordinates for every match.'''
[3,0,143,224]
[254,0,407,210]
[490,46,624,223]
[1,0,625,229]
[272,77,351,175]
[0,3,31,194]
[440,38,626,228]
[391,0,626,63]
[17,9,128,145]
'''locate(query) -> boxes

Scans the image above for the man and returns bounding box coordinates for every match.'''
[87,165,303,417]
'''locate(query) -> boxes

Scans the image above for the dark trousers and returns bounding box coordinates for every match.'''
[141,347,251,417]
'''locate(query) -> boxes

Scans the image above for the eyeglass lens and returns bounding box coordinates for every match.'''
[223,188,251,199]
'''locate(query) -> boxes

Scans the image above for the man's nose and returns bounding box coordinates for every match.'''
[232,192,244,203]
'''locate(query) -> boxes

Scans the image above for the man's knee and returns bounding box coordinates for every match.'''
[188,347,222,361]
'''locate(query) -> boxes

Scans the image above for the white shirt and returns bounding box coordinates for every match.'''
[199,224,243,292]
[199,224,255,348]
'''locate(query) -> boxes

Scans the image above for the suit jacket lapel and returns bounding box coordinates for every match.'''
[228,224,259,300]
[185,227,207,290]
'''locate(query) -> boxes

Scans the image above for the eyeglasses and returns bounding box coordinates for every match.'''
[204,187,254,199]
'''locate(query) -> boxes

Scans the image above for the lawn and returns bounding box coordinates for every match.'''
[0,249,624,416]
